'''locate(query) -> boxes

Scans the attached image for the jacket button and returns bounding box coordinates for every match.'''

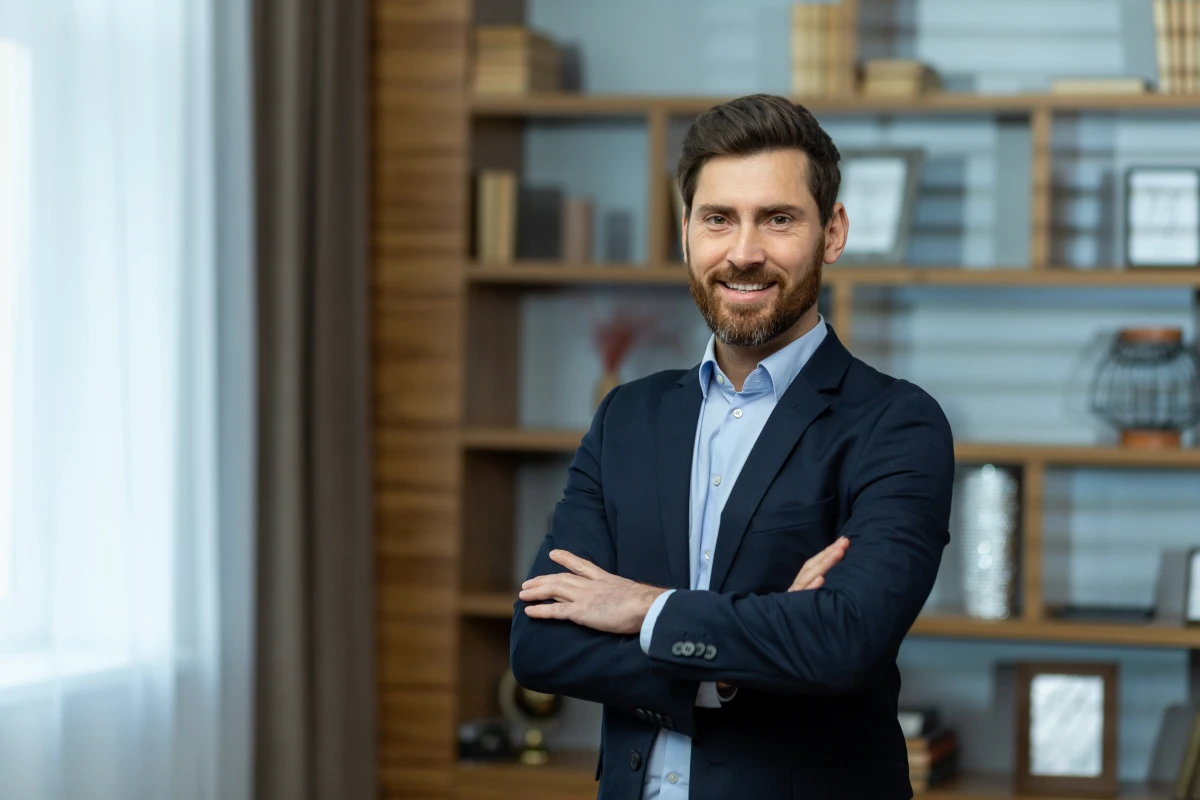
[692,641,706,657]
[671,642,684,656]
[664,715,675,729]
[681,642,696,657]
[704,644,718,660]
[630,750,642,771]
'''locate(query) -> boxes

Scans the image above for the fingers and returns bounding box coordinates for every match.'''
[524,601,570,620]
[789,536,849,592]
[548,549,605,578]
[519,573,585,603]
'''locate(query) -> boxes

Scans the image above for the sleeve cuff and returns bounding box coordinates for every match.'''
[640,589,675,655]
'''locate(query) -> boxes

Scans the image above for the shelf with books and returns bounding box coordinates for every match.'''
[460,428,1200,470]
[461,591,1200,650]
[469,92,1200,118]
[465,262,1200,288]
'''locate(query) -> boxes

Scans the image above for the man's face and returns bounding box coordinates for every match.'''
[684,149,827,348]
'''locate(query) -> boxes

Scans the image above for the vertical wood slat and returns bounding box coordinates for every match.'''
[646,107,670,264]
[1029,108,1053,270]
[1021,460,1046,622]
[372,1,471,796]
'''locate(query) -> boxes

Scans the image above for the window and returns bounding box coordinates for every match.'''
[0,39,30,611]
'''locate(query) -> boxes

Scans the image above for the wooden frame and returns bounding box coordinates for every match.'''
[1014,662,1119,797]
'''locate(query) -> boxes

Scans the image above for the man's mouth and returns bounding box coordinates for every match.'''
[717,280,777,301]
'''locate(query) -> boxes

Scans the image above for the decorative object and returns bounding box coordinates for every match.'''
[836,149,924,264]
[1088,327,1200,449]
[861,59,940,97]
[457,717,515,761]
[791,3,857,97]
[1124,167,1200,267]
[1187,548,1200,626]
[498,667,562,766]
[562,196,593,263]
[1015,662,1119,797]
[955,464,1020,620]
[592,310,673,408]
[1050,77,1149,95]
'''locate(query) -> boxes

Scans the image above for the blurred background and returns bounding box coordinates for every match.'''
[4,0,1200,798]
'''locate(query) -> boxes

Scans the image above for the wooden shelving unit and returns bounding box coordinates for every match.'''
[374,2,1200,797]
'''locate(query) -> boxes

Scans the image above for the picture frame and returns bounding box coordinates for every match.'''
[835,148,924,264]
[1124,166,1200,268]
[1015,662,1119,797]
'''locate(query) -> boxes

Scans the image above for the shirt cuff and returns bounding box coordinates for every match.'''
[639,589,675,655]
[696,682,722,708]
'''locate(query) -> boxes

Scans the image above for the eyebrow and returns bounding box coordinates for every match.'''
[693,203,807,219]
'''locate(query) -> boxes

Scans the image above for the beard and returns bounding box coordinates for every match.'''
[686,236,824,348]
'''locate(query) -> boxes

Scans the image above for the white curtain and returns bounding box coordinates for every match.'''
[0,1,253,799]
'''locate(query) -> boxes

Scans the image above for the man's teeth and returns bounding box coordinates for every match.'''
[726,282,768,292]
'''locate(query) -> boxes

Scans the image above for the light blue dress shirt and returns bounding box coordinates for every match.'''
[636,316,828,799]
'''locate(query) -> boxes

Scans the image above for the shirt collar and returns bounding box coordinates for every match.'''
[698,315,828,403]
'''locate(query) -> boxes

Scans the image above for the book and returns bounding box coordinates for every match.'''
[1174,707,1200,799]
[1050,77,1150,95]
[561,196,593,264]
[516,186,564,260]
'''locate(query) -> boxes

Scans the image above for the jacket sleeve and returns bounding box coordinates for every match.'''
[509,387,702,737]
[645,389,954,695]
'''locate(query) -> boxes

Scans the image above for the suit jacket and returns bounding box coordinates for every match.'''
[510,326,955,800]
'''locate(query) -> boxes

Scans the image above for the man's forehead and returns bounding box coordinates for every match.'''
[693,149,813,202]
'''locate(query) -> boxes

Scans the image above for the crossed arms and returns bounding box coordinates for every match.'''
[509,386,953,737]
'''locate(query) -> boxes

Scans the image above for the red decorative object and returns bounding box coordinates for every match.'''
[591,310,674,407]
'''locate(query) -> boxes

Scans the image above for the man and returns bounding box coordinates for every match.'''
[510,94,954,800]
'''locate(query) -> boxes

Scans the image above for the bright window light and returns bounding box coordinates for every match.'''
[0,39,31,602]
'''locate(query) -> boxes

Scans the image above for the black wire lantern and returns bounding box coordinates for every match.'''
[1089,327,1200,449]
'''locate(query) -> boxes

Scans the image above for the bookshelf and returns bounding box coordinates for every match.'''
[374,1,1200,798]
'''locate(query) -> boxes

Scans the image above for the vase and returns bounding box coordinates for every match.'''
[594,369,621,408]
[957,465,1019,620]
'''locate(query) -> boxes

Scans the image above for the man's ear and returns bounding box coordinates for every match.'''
[823,202,849,264]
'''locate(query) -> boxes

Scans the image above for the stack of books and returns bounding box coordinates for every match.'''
[471,26,561,94]
[861,59,941,97]
[791,3,856,97]
[899,707,958,792]
[474,170,592,264]
[1154,0,1200,93]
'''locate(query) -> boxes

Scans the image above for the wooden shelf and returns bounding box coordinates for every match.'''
[462,428,1200,469]
[454,754,1169,800]
[463,593,1200,649]
[470,91,1200,117]
[466,263,1200,288]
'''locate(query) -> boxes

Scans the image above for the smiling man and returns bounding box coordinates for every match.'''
[510,94,955,800]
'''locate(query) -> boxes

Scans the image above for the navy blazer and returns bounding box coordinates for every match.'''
[510,326,955,800]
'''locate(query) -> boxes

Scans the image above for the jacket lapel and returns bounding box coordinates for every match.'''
[708,327,853,593]
[656,368,703,590]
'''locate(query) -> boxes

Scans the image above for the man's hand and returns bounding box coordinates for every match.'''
[519,550,666,635]
[788,535,849,592]
[716,536,849,691]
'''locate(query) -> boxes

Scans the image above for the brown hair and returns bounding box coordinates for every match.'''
[676,94,842,226]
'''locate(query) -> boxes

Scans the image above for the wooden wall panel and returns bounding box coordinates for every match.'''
[371,0,470,796]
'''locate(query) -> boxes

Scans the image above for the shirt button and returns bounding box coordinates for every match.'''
[716,375,725,385]
[733,408,743,418]
[668,772,680,784]
[712,475,721,486]
[704,550,712,561]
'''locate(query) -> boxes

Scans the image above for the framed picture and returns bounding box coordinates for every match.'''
[1015,662,1119,797]
[836,148,924,264]
[1124,167,1200,268]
